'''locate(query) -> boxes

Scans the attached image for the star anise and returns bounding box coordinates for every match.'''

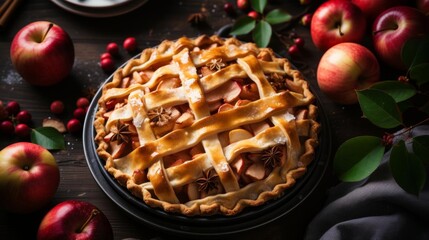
[260,145,284,169]
[206,58,226,71]
[110,121,132,144]
[196,169,219,193]
[147,107,173,127]
[187,12,206,26]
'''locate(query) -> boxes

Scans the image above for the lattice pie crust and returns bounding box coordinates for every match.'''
[94,35,320,216]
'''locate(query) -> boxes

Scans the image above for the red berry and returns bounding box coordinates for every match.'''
[0,120,14,135]
[223,2,235,15]
[237,0,249,11]
[106,42,119,56]
[288,45,300,57]
[76,97,90,108]
[50,100,65,115]
[100,58,115,73]
[123,37,137,53]
[294,37,305,48]
[16,110,32,124]
[67,119,82,134]
[6,101,20,116]
[15,123,31,138]
[247,11,259,19]
[301,13,312,27]
[100,52,113,61]
[73,108,86,121]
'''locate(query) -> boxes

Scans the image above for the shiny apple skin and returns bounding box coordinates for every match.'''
[317,42,380,105]
[351,0,407,21]
[311,0,366,51]
[372,6,428,70]
[37,200,114,240]
[10,21,74,86]
[0,142,60,213]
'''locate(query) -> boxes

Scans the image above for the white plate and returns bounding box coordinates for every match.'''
[51,0,148,17]
[64,0,131,8]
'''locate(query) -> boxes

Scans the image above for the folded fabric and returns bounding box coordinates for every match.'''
[304,125,429,240]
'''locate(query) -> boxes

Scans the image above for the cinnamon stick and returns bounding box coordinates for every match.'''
[0,0,24,29]
[0,0,13,16]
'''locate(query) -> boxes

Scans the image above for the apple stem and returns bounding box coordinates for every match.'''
[41,23,54,42]
[336,22,344,36]
[372,24,399,35]
[78,209,99,233]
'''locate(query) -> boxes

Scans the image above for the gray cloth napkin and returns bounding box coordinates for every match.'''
[304,125,429,240]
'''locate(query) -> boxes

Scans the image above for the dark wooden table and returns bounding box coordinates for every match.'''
[0,1,385,239]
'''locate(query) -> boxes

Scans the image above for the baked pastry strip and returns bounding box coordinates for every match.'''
[173,48,239,192]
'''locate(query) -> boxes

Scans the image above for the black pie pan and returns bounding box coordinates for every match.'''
[82,49,332,238]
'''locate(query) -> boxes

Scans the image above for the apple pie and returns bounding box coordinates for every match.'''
[94,35,320,216]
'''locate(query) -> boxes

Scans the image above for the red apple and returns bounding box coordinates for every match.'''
[372,6,428,70]
[0,142,60,213]
[417,0,429,15]
[10,21,74,86]
[311,0,366,51]
[317,42,380,105]
[37,200,113,240]
[350,0,407,21]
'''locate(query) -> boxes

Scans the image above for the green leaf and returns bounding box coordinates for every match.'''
[230,16,256,36]
[357,89,402,129]
[370,81,416,102]
[390,140,426,196]
[401,36,429,68]
[31,127,65,150]
[265,9,292,25]
[253,20,271,48]
[334,136,385,182]
[251,0,266,13]
[410,63,429,86]
[413,135,429,165]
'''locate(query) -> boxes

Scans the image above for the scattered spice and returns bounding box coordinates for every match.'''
[110,121,132,144]
[147,107,173,127]
[196,169,219,193]
[260,145,284,169]
[206,58,226,71]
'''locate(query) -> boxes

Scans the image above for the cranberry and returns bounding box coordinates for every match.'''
[237,0,249,11]
[294,37,305,48]
[223,2,235,15]
[76,97,90,108]
[50,100,65,115]
[6,101,20,116]
[301,13,312,27]
[16,110,32,124]
[247,11,259,19]
[106,42,119,56]
[100,58,115,73]
[67,118,82,134]
[15,123,31,138]
[0,120,14,135]
[73,108,86,121]
[100,52,113,61]
[123,37,137,53]
[288,44,300,57]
